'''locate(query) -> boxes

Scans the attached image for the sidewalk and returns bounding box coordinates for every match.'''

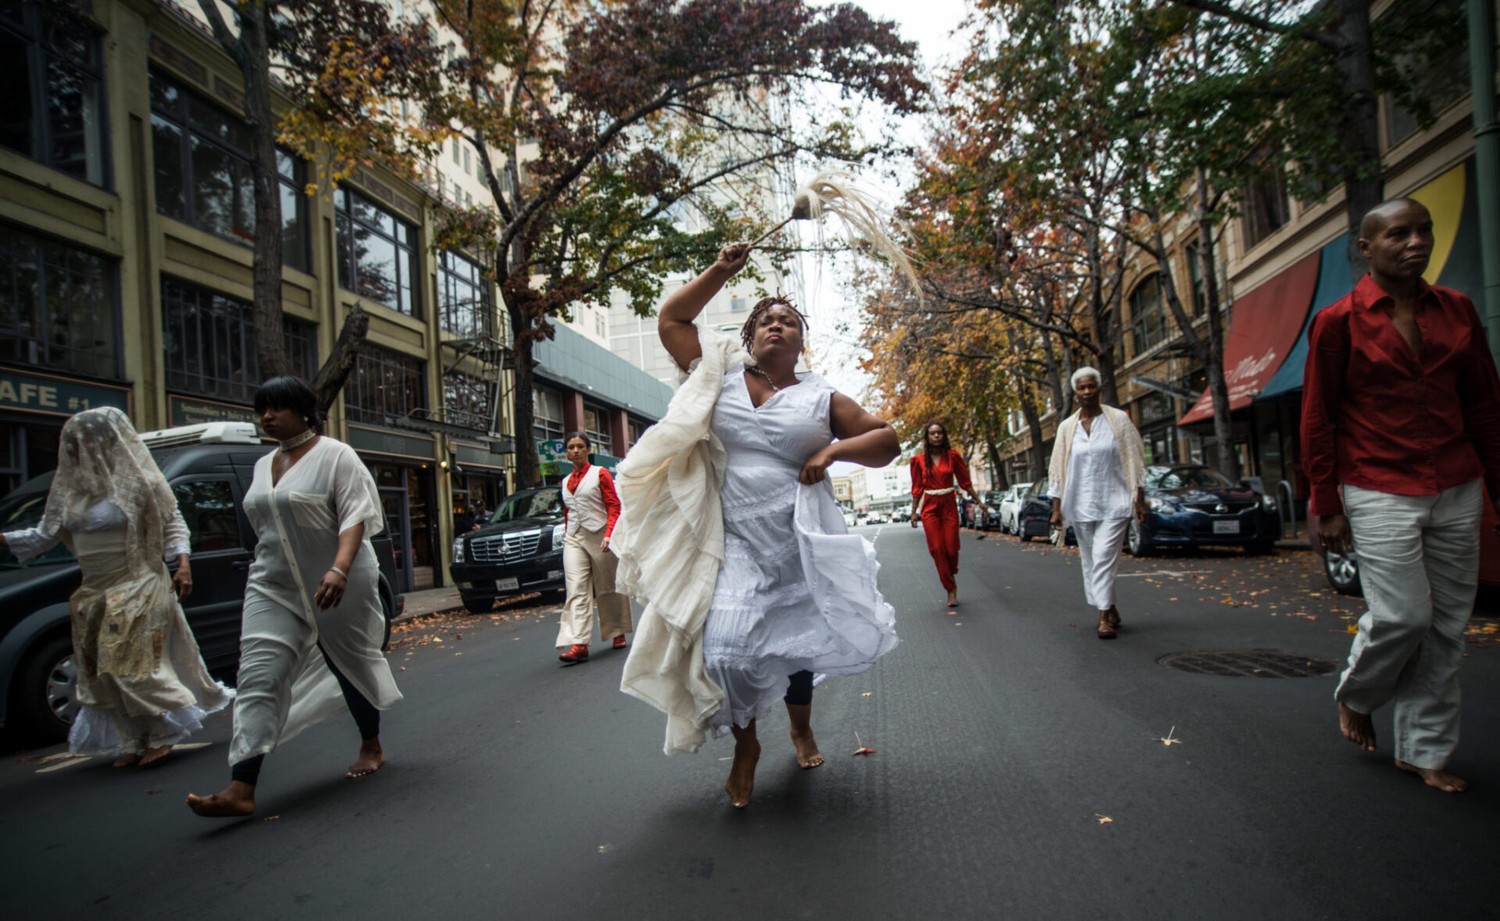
[395,585,467,622]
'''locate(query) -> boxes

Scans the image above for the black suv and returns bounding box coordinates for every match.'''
[0,423,403,743]
[449,486,566,613]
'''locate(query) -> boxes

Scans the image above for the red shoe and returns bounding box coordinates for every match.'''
[612,635,628,650]
[559,644,589,663]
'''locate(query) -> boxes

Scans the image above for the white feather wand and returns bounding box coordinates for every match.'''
[750,169,922,301]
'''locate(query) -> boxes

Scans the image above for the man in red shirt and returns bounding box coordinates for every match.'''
[1302,198,1500,794]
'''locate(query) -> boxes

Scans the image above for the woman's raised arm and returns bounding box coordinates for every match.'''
[658,243,752,370]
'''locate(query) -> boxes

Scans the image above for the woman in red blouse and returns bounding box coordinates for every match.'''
[909,422,975,607]
[555,433,631,664]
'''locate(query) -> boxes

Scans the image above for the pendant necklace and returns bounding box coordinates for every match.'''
[278,428,317,452]
[748,365,785,393]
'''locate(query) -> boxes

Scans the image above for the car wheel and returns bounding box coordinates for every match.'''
[12,633,77,744]
[1126,521,1152,556]
[1324,551,1362,596]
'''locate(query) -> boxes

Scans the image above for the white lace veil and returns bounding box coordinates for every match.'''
[38,407,178,567]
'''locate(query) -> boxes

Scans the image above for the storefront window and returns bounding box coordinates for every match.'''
[438,249,492,339]
[335,188,419,317]
[149,71,309,270]
[0,223,117,379]
[346,345,425,425]
[0,0,106,185]
[161,277,316,404]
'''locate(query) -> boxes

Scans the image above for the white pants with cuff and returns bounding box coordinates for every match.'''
[1337,479,1481,769]
[555,527,632,647]
[1073,517,1130,611]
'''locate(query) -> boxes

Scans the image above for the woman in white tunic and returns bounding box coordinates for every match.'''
[617,242,900,808]
[0,407,232,766]
[188,377,400,817]
[1046,367,1148,639]
[555,432,631,664]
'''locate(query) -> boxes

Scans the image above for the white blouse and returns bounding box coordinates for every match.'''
[1061,418,1133,524]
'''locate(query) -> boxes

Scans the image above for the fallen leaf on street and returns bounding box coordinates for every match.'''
[861,692,873,697]
[1095,814,1113,825]
[854,747,877,756]
[597,844,613,854]
[264,815,280,821]
[1158,726,1182,746]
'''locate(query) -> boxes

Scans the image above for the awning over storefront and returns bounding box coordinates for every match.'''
[1178,250,1320,424]
[1256,158,1481,403]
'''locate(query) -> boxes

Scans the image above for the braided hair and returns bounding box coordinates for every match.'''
[739,295,810,353]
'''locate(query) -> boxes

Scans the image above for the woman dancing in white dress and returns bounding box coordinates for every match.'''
[614,242,900,808]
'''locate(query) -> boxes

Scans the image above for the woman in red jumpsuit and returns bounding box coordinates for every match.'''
[909,423,975,607]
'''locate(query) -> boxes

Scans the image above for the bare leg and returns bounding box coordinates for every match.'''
[1338,701,1377,752]
[725,721,760,808]
[1395,760,1467,794]
[346,737,384,778]
[187,780,256,817]
[785,702,824,769]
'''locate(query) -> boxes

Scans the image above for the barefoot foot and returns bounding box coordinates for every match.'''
[946,589,958,608]
[790,726,824,769]
[346,738,384,779]
[139,745,173,768]
[1338,702,1377,752]
[112,753,142,768]
[724,736,761,808]
[1395,760,1468,794]
[187,781,256,817]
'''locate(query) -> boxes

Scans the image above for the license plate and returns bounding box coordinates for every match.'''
[547,570,563,580]
[1212,520,1240,534]
[495,577,520,591]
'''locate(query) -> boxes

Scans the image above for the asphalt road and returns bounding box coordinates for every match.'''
[3,526,1497,920]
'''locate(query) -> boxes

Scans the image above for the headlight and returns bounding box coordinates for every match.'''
[1147,497,1176,512]
[1261,495,1278,512]
[452,538,464,563]
[552,523,566,547]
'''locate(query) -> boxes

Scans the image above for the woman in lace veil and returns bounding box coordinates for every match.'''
[0,407,232,765]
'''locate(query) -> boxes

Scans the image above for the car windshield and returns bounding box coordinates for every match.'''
[0,472,72,567]
[489,487,564,523]
[1145,466,1235,490]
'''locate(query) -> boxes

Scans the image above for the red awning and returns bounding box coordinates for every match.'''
[1178,251,1320,425]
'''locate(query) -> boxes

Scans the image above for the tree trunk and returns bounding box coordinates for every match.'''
[505,289,541,489]
[312,304,370,420]
[1018,391,1047,481]
[237,6,289,379]
[1196,177,1238,480]
[1334,0,1382,279]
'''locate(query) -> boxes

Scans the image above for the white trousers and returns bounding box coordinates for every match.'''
[1073,518,1130,611]
[1338,479,1481,769]
[555,527,632,647]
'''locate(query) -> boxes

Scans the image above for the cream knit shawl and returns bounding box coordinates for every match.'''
[1047,404,1147,505]
[613,327,746,755]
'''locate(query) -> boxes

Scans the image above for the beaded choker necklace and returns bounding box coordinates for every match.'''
[747,365,792,393]
[278,429,317,452]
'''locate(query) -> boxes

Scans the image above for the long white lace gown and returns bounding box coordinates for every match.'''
[702,369,899,734]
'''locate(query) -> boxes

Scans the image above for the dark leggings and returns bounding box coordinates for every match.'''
[784,670,814,706]
[230,643,380,785]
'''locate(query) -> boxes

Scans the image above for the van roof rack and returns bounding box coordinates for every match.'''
[137,422,263,448]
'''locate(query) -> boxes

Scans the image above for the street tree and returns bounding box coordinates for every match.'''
[193,0,445,414]
[423,0,925,487]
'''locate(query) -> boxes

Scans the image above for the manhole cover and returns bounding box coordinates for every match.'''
[1157,649,1339,678]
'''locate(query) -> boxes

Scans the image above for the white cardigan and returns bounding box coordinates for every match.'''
[1047,404,1147,506]
[612,327,745,754]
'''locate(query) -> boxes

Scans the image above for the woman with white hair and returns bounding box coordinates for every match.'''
[1047,367,1148,639]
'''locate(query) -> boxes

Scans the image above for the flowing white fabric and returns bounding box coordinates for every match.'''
[614,327,898,753]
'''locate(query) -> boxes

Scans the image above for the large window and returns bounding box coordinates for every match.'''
[438,249,492,338]
[149,71,310,271]
[161,277,316,404]
[0,223,117,379]
[1129,275,1170,356]
[1183,243,1207,317]
[1243,166,1291,249]
[533,386,564,441]
[335,188,419,317]
[0,0,105,185]
[346,345,425,425]
[584,403,612,452]
[443,370,492,431]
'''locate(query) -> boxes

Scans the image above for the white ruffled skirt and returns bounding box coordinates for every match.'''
[702,470,898,733]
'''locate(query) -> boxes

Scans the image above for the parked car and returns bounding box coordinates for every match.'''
[866,511,888,525]
[996,482,1031,535]
[977,489,1007,532]
[0,422,404,743]
[1125,464,1280,556]
[450,486,567,613]
[1015,479,1056,542]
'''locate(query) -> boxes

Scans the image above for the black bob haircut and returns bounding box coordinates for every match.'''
[254,376,321,430]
